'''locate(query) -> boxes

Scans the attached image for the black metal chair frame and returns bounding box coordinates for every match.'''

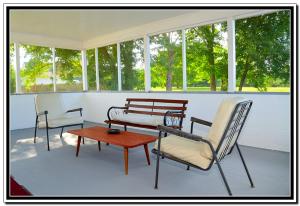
[34,108,84,151]
[152,100,254,196]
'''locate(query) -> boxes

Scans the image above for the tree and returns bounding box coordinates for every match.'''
[236,10,290,91]
[20,45,52,92]
[151,31,182,91]
[186,22,228,91]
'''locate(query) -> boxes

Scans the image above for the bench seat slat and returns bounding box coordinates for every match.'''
[104,120,181,130]
[125,104,186,111]
[124,110,185,118]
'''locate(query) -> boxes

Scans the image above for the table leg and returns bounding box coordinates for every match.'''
[144,144,150,165]
[124,147,128,175]
[76,136,81,157]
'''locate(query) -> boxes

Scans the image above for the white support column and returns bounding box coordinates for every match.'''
[95,48,100,91]
[144,35,151,92]
[52,48,56,92]
[14,43,21,93]
[81,50,88,91]
[182,30,187,91]
[117,43,122,91]
[227,18,236,92]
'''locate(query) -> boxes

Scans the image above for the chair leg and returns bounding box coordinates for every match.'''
[98,141,101,151]
[186,165,190,170]
[34,116,38,143]
[46,126,50,151]
[154,132,162,189]
[236,144,255,188]
[215,158,232,196]
[60,127,64,138]
[124,125,127,131]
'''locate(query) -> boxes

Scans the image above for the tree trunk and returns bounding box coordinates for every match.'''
[238,63,250,91]
[207,25,216,91]
[166,41,175,92]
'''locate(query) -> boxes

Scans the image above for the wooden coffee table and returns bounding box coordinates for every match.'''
[67,126,156,175]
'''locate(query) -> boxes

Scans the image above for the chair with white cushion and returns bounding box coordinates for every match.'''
[152,97,254,196]
[34,94,84,151]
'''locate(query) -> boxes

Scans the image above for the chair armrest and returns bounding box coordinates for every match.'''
[66,108,83,116]
[163,110,184,128]
[157,125,208,143]
[66,108,83,113]
[37,111,48,116]
[190,117,212,127]
[107,106,128,121]
[157,125,216,159]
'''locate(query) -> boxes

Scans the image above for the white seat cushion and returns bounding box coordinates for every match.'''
[154,135,212,169]
[35,94,65,120]
[112,113,164,126]
[38,115,83,128]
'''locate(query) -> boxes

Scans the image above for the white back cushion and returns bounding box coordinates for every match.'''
[201,97,247,159]
[35,94,65,120]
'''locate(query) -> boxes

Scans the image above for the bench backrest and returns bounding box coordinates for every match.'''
[124,98,188,119]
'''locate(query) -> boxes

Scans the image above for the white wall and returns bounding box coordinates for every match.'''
[10,92,290,152]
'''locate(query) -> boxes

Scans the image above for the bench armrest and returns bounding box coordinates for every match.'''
[163,110,184,128]
[107,106,128,121]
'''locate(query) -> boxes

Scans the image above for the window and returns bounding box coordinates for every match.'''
[121,39,144,91]
[150,31,183,91]
[19,44,53,93]
[87,49,96,90]
[55,48,82,92]
[186,22,228,92]
[236,11,290,92]
[98,44,118,90]
[9,43,16,93]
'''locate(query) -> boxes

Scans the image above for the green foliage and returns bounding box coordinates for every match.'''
[9,43,16,93]
[121,39,144,91]
[87,49,96,90]
[236,10,290,91]
[98,45,118,90]
[20,45,52,92]
[150,31,183,91]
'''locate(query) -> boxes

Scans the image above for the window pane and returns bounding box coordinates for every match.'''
[98,44,118,90]
[20,44,53,93]
[150,31,182,91]
[87,49,96,90]
[186,22,228,92]
[236,11,290,92]
[55,48,82,92]
[10,43,16,93]
[121,39,144,91]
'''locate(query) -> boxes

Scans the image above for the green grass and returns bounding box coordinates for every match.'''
[151,86,290,92]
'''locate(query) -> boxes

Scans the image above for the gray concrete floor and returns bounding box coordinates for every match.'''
[10,122,290,197]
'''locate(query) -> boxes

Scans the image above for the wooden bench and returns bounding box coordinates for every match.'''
[104,98,188,131]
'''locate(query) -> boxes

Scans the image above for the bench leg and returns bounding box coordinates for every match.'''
[107,124,111,146]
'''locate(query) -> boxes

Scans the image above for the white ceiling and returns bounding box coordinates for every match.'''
[10,9,195,41]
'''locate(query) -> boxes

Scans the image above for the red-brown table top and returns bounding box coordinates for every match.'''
[67,126,157,148]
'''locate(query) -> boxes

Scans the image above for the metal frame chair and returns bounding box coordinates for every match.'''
[33,94,84,151]
[152,99,254,196]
